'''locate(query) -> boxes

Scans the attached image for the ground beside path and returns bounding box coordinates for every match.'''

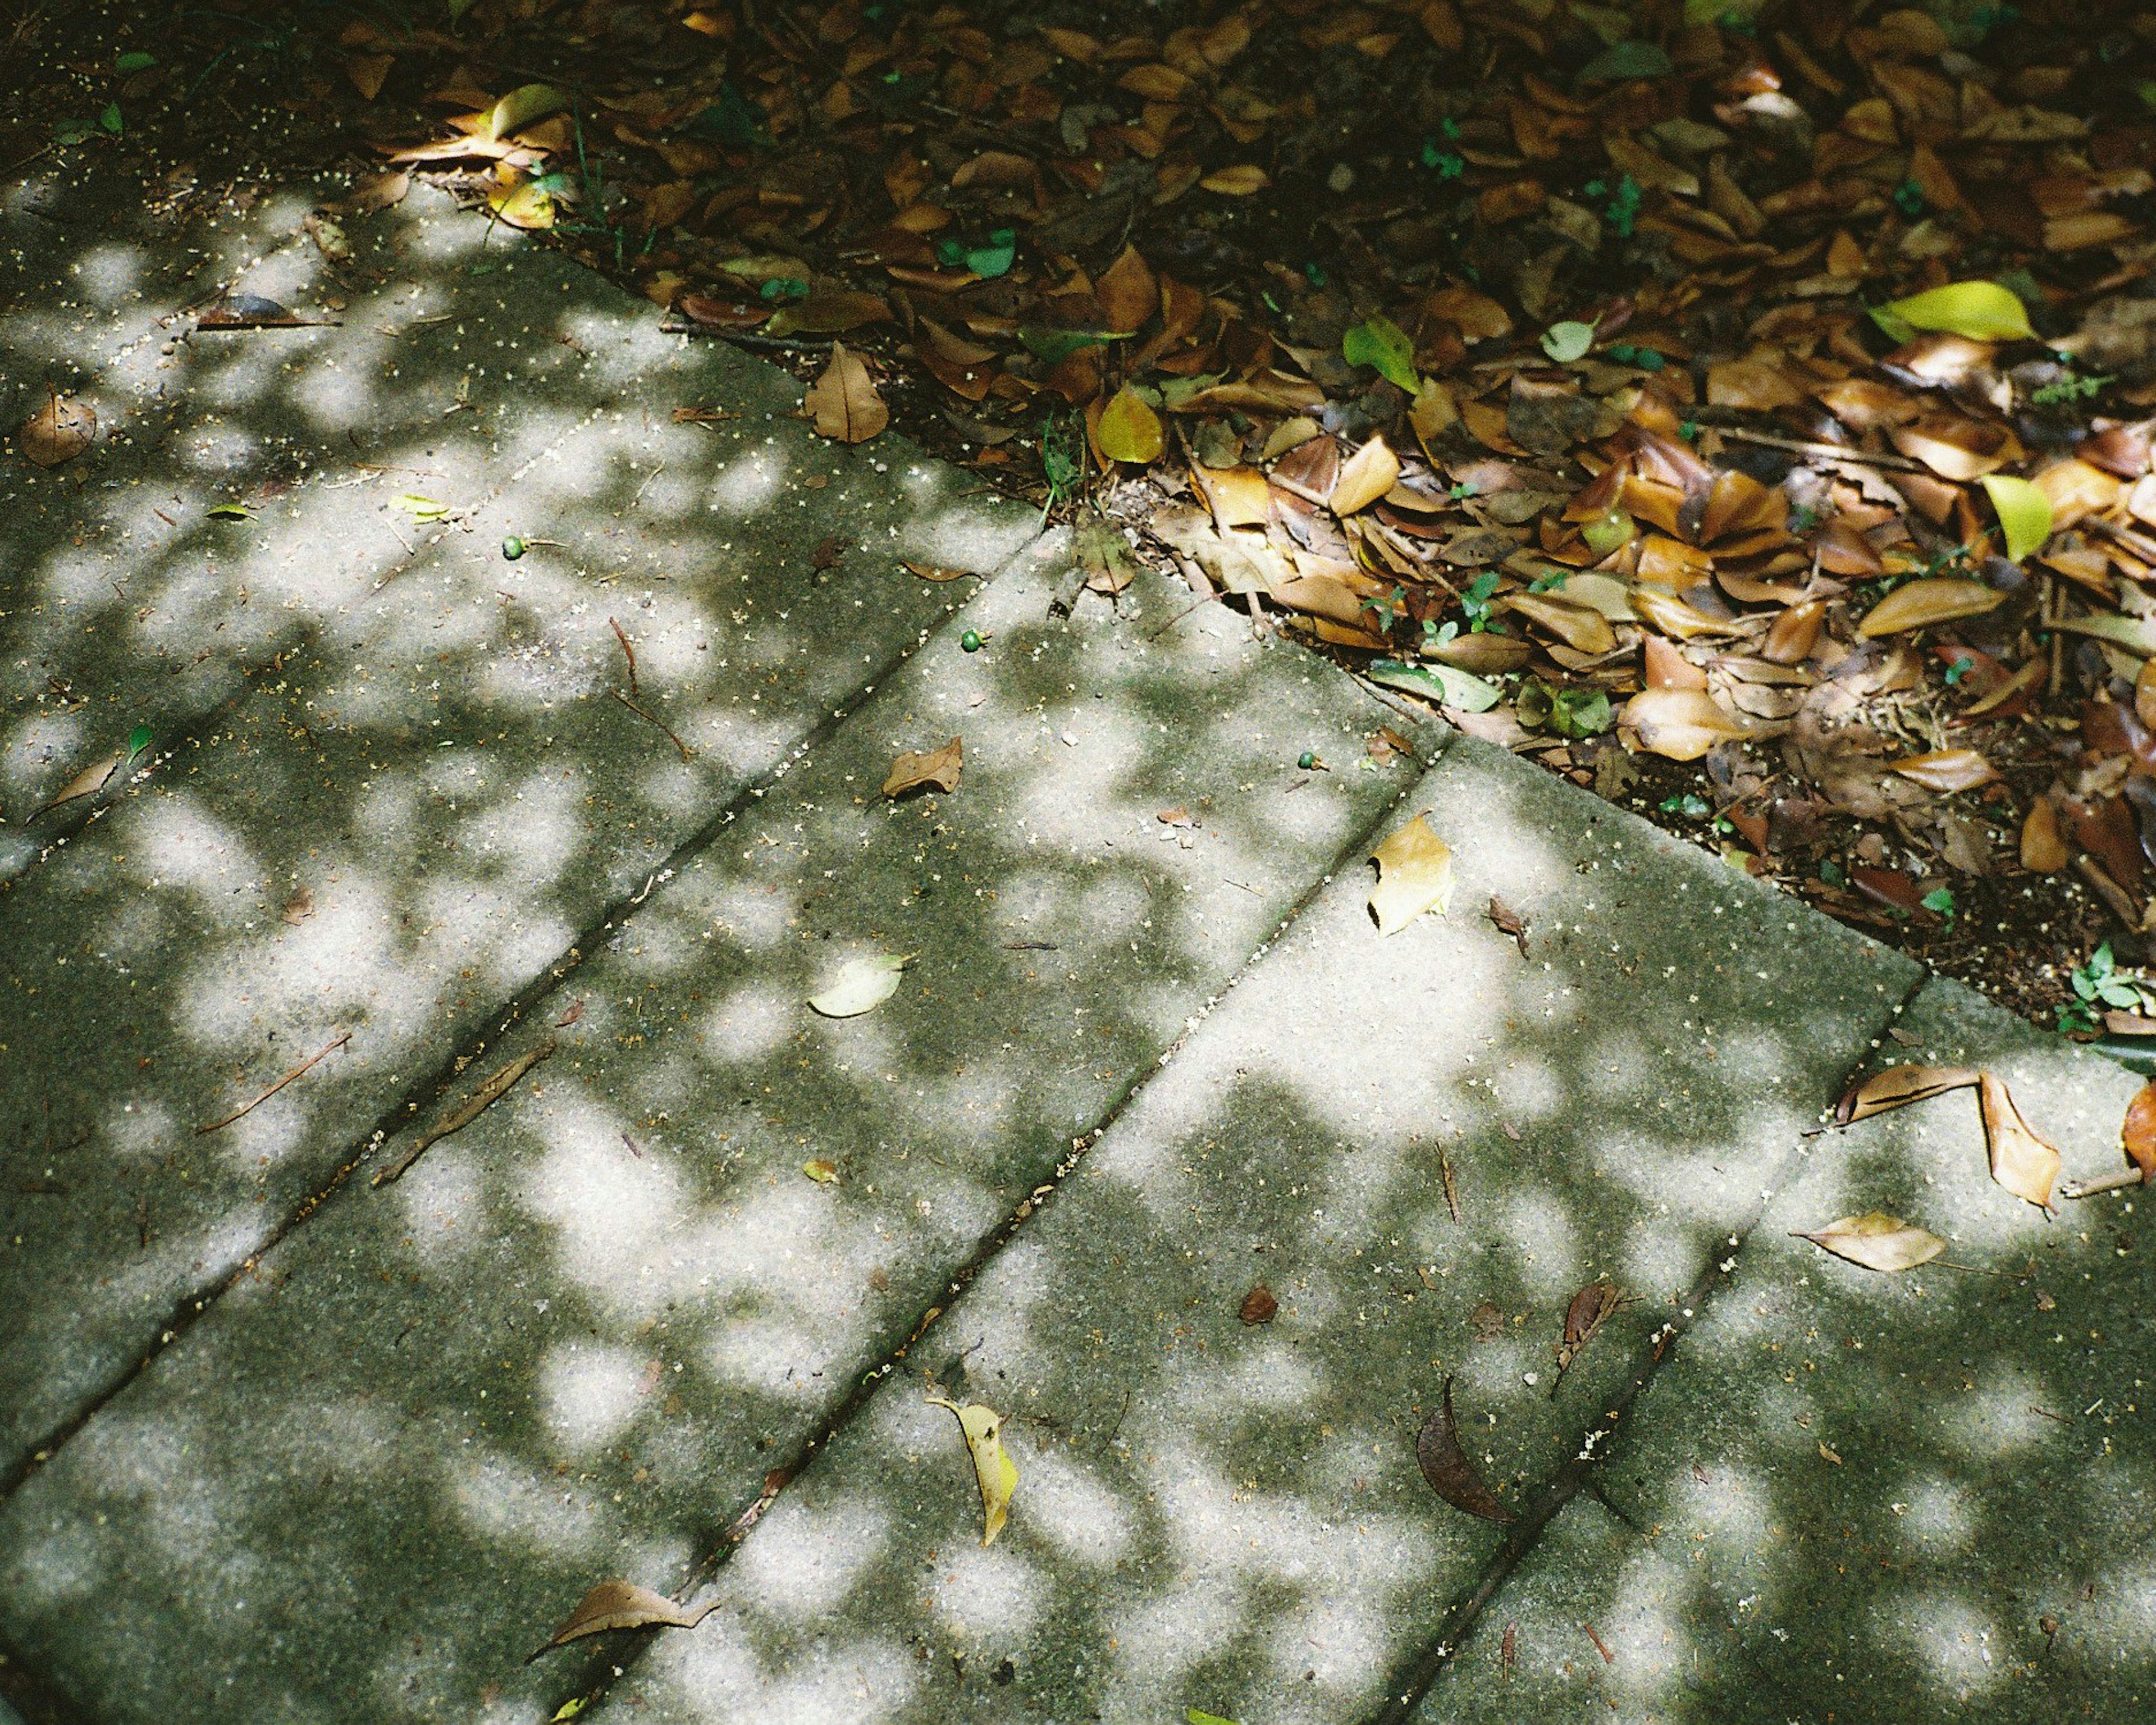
[3,132,2155,1725]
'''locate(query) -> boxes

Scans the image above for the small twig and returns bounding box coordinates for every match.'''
[2087,514,2156,565]
[1713,425,1924,472]
[1581,1622,1614,1664]
[610,688,694,762]
[2061,1167,2149,1200]
[197,1032,351,1133]
[373,1038,558,1186]
[608,617,639,698]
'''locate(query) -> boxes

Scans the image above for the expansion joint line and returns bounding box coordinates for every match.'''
[1365,963,1932,1725]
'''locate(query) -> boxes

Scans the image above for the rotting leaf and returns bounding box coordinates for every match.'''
[21,390,93,467]
[803,1158,838,1184]
[1979,1071,2061,1208]
[928,1397,1017,1546]
[1796,1212,1948,1274]
[1239,1284,1277,1325]
[1417,1377,1514,1523]
[883,738,962,797]
[1488,896,1529,957]
[1552,1277,1629,1393]
[533,1580,711,1658]
[808,952,910,1018]
[1834,1064,1980,1125]
[805,343,888,443]
[1368,815,1453,936]
[195,294,334,330]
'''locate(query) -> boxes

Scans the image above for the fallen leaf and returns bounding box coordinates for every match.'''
[1368,815,1453,935]
[1835,1064,1980,1124]
[1819,1440,1843,1466]
[30,750,122,819]
[281,887,315,925]
[1856,577,2005,637]
[487,81,568,141]
[1555,1277,1628,1383]
[1096,385,1164,464]
[1878,280,2035,343]
[2021,796,2070,873]
[1239,1284,1277,1325]
[1199,164,1269,195]
[1618,688,1754,761]
[1541,320,1595,363]
[1330,435,1401,515]
[808,952,910,1018]
[1890,749,1999,793]
[195,294,332,330]
[1076,516,1140,595]
[883,738,962,797]
[1796,1212,1947,1273]
[1487,896,1529,956]
[1343,316,1419,391]
[1367,658,1502,712]
[536,1581,711,1655]
[803,1158,838,1184]
[805,343,888,443]
[763,290,889,337]
[21,390,94,467]
[1980,474,2053,563]
[1417,1377,1514,1523]
[1979,1072,2060,1208]
[928,1397,1017,1545]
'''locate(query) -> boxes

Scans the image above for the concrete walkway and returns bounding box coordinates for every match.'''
[3,163,2152,1725]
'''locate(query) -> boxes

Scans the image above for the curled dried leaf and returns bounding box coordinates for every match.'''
[1834,1064,1980,1125]
[1796,1212,1947,1274]
[928,1397,1018,1545]
[1368,814,1453,935]
[1417,1377,1514,1523]
[1979,1071,2060,1208]
[535,1580,710,1657]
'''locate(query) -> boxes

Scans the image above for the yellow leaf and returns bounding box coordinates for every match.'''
[487,81,568,142]
[1368,814,1453,935]
[803,1158,838,1184]
[1199,165,1270,195]
[928,1397,1018,1545]
[1979,1072,2060,1208]
[1617,687,1753,761]
[1330,433,1401,515]
[488,181,556,230]
[1096,385,1164,464]
[1856,577,2004,637]
[1880,281,2035,343]
[805,343,888,444]
[1979,474,2053,563]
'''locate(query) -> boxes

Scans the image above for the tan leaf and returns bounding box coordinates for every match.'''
[31,751,121,819]
[1890,749,1999,793]
[345,53,392,101]
[1630,587,1736,641]
[21,390,94,467]
[1856,577,2005,637]
[1095,385,1164,464]
[1889,415,2018,481]
[763,290,889,337]
[1796,1212,1948,1274]
[806,343,888,444]
[485,82,568,142]
[1502,592,1614,655]
[1368,814,1453,935]
[1834,1064,1980,1125]
[1199,164,1270,195]
[1095,244,1157,334]
[927,1397,1018,1545]
[1618,687,1754,761]
[883,737,962,797]
[1980,1072,2060,1208]
[2021,796,2070,873]
[1330,434,1401,516]
[538,1580,711,1654]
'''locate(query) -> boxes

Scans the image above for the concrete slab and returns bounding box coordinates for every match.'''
[1415,978,2156,1724]
[0,560,1435,1724]
[570,737,1919,1725]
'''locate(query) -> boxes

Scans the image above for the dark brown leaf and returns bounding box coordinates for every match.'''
[1417,1377,1514,1523]
[1239,1284,1277,1325]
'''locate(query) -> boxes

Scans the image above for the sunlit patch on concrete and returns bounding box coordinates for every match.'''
[538,1339,648,1455]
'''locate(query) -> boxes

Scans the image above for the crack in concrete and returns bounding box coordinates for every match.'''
[1363,961,1935,1725]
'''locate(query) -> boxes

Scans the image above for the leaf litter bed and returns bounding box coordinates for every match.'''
[16,0,2156,1041]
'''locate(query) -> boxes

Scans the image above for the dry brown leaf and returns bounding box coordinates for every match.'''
[1796,1212,1948,1274]
[1368,814,1453,935]
[1239,1284,1278,1325]
[1835,1064,1980,1125]
[1095,244,1157,334]
[805,343,887,443]
[1417,1377,1514,1523]
[1503,592,1615,655]
[30,751,121,819]
[21,390,94,467]
[1890,749,1999,793]
[1618,688,1753,761]
[883,737,962,797]
[1979,1072,2060,1208]
[1330,435,1401,516]
[2021,796,2070,873]
[1856,578,2005,637]
[537,1580,711,1655]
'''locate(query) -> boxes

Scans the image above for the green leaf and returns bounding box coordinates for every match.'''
[1979,473,2052,563]
[1019,328,1112,363]
[1367,658,1501,713]
[207,502,255,520]
[1876,281,2035,343]
[126,724,153,758]
[115,51,156,74]
[99,102,122,134]
[965,229,1016,279]
[1921,887,1957,918]
[1541,320,1595,363]
[1188,1712,1243,1725]
[1342,316,1419,392]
